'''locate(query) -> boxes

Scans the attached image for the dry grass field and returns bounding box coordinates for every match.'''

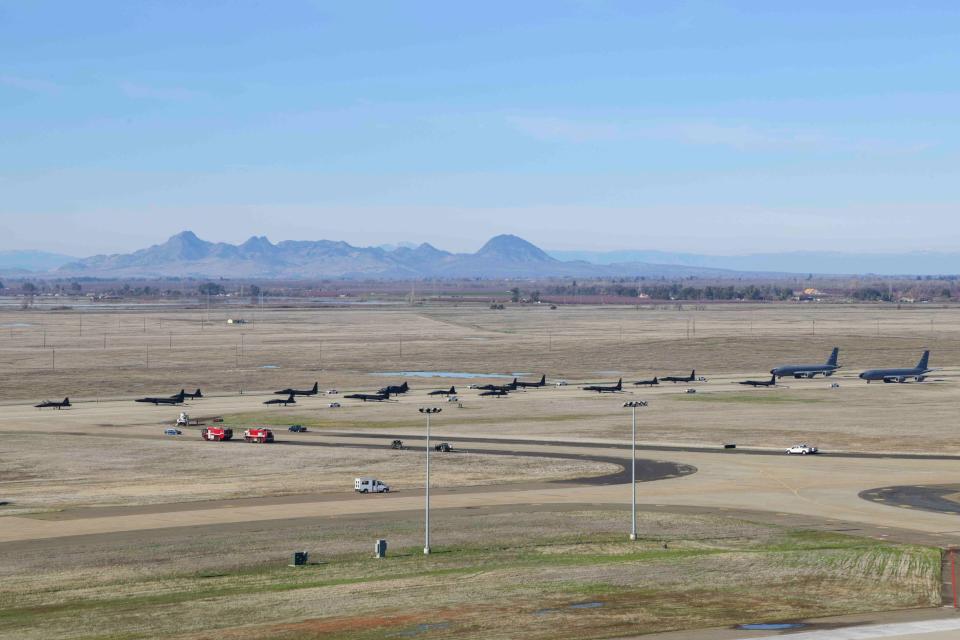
[0,431,616,516]
[1,301,958,401]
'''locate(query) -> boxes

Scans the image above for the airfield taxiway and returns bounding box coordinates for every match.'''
[3,392,960,549]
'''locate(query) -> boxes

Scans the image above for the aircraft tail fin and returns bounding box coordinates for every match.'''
[401,382,409,392]
[312,382,319,393]
[63,397,70,405]
[690,370,695,379]
[653,376,658,384]
[827,347,839,366]
[917,350,930,371]
[288,393,296,402]
[770,373,776,384]
[195,389,202,398]
[449,386,456,394]
[616,378,622,390]
[539,374,546,385]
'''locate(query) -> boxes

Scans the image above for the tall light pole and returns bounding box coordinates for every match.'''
[419,407,441,555]
[623,400,648,541]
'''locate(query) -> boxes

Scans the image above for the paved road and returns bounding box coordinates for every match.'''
[323,430,960,461]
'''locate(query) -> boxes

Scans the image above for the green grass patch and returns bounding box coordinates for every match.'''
[1,519,940,640]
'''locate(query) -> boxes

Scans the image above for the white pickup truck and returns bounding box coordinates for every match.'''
[355,477,391,493]
[785,443,819,455]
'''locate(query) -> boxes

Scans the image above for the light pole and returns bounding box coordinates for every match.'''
[419,407,441,554]
[623,400,648,541]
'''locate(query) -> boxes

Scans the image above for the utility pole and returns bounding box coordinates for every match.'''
[623,400,648,541]
[52,348,55,371]
[420,407,442,555]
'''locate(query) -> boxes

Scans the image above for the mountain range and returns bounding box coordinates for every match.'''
[3,232,958,279]
[549,249,960,277]
[50,231,731,279]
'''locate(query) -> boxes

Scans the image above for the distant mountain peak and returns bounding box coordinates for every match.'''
[160,230,212,259]
[239,235,275,253]
[476,234,555,262]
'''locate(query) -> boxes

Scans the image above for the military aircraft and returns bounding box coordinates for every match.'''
[377,381,410,396]
[263,393,296,406]
[476,378,517,392]
[180,388,203,399]
[515,374,547,388]
[344,391,392,402]
[274,382,319,396]
[771,348,840,379]
[738,373,777,387]
[428,386,456,396]
[859,351,933,383]
[35,397,70,409]
[661,370,697,383]
[633,377,659,387]
[479,389,510,397]
[136,391,186,405]
[582,378,623,393]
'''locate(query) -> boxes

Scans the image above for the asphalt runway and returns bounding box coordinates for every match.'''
[860,484,960,515]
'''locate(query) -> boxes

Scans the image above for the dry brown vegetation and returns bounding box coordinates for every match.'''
[1,302,958,401]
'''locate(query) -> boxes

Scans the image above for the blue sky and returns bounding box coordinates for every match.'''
[2,1,959,256]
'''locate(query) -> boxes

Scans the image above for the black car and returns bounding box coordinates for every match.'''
[434,442,452,452]
[288,424,308,432]
[390,439,404,449]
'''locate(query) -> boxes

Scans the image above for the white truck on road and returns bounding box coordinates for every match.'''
[785,443,819,455]
[354,477,391,493]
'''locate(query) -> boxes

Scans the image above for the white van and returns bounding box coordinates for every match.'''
[354,477,390,493]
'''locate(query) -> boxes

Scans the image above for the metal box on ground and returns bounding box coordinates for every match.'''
[375,539,388,558]
[292,551,309,566]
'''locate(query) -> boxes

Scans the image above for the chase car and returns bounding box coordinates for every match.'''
[785,443,819,455]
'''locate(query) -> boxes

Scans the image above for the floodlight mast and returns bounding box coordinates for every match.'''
[419,407,441,554]
[623,400,647,541]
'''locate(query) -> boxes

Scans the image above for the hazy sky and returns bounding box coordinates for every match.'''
[2,1,959,256]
